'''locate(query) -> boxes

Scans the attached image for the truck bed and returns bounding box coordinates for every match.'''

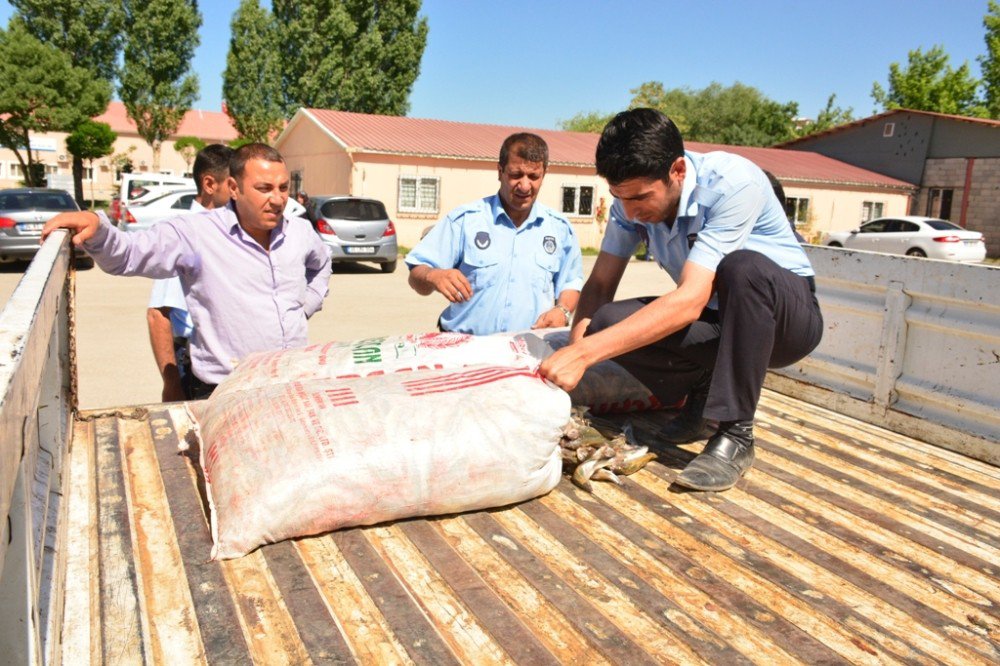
[58,390,1000,665]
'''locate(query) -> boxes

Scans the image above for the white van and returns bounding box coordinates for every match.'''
[111,173,194,223]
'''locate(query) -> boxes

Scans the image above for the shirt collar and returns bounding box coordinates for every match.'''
[490,193,543,229]
[675,153,699,219]
[223,201,288,246]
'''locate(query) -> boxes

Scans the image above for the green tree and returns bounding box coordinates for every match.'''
[120,0,201,171]
[273,0,429,115]
[0,25,110,187]
[560,81,798,146]
[794,94,855,138]
[872,45,987,117]
[981,0,1000,118]
[66,120,117,207]
[558,111,613,133]
[173,136,206,173]
[223,0,285,142]
[10,0,123,202]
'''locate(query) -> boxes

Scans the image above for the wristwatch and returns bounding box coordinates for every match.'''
[556,305,572,324]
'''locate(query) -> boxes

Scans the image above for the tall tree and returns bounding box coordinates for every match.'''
[981,0,1000,118]
[273,0,429,115]
[872,45,987,117]
[173,136,206,173]
[10,0,123,203]
[794,94,855,138]
[223,0,284,142]
[561,81,798,146]
[66,120,117,207]
[0,25,110,187]
[120,0,201,171]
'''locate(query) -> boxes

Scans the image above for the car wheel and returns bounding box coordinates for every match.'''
[827,242,842,248]
[906,248,926,258]
[380,259,397,274]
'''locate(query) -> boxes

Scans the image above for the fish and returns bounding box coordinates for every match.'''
[592,468,623,485]
[612,451,657,476]
[572,445,616,492]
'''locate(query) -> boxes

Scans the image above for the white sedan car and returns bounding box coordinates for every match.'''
[826,216,987,262]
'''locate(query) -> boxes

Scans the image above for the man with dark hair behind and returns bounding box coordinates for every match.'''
[540,109,823,492]
[406,132,583,334]
[43,143,332,398]
[147,143,233,401]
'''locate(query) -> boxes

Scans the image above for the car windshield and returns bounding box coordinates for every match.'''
[0,192,77,211]
[925,219,962,231]
[321,199,387,221]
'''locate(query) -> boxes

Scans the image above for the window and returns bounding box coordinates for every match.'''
[861,201,884,222]
[82,166,94,181]
[398,176,439,214]
[859,219,890,233]
[171,193,196,209]
[42,164,59,176]
[926,188,954,220]
[784,197,809,226]
[290,170,302,197]
[883,122,895,137]
[561,185,594,216]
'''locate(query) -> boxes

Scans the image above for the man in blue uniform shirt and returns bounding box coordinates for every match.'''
[405,133,583,334]
[540,109,823,492]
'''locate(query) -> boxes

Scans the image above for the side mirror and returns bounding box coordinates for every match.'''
[849,229,860,234]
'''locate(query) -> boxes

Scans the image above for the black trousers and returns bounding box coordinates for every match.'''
[586,250,823,422]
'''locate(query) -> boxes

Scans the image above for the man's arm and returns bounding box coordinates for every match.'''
[146,307,185,402]
[531,289,580,329]
[302,235,332,318]
[408,265,473,302]
[568,251,630,342]
[540,259,715,391]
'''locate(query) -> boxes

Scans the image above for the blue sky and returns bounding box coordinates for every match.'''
[1,1,994,129]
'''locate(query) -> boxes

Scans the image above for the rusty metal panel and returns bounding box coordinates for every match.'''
[769,246,1000,464]
[0,232,75,663]
[66,401,1000,664]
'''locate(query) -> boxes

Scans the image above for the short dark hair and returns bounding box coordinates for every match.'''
[230,143,284,180]
[499,133,549,170]
[192,144,233,195]
[595,108,684,185]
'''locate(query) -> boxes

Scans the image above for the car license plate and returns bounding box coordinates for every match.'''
[345,246,376,255]
[18,223,43,232]
[964,240,979,245]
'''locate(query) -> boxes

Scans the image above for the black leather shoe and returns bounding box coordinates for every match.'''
[675,421,754,491]
[660,372,713,443]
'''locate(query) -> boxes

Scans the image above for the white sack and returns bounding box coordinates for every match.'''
[194,364,569,559]
[214,331,549,399]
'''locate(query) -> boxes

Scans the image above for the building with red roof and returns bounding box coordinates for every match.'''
[777,109,999,256]
[0,101,237,203]
[276,108,914,248]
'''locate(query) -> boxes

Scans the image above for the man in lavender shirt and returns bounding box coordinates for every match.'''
[42,143,332,399]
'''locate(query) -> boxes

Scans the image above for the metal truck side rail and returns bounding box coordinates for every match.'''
[0,232,75,663]
[770,245,1000,464]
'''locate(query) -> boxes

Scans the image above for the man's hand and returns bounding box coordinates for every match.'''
[539,342,593,392]
[424,267,473,303]
[531,306,569,329]
[41,211,100,246]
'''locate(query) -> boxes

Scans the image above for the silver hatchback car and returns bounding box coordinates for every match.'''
[0,188,87,265]
[308,196,398,273]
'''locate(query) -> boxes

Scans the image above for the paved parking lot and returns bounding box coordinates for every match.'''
[1,256,673,409]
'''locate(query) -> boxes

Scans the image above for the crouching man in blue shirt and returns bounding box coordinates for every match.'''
[540,109,823,492]
[405,133,583,335]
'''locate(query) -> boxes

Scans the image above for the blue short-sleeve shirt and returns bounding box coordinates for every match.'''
[601,151,813,308]
[405,194,584,335]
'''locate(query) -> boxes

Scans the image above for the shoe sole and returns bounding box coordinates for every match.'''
[674,468,750,492]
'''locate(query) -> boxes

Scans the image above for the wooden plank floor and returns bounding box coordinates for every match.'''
[59,390,1000,665]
